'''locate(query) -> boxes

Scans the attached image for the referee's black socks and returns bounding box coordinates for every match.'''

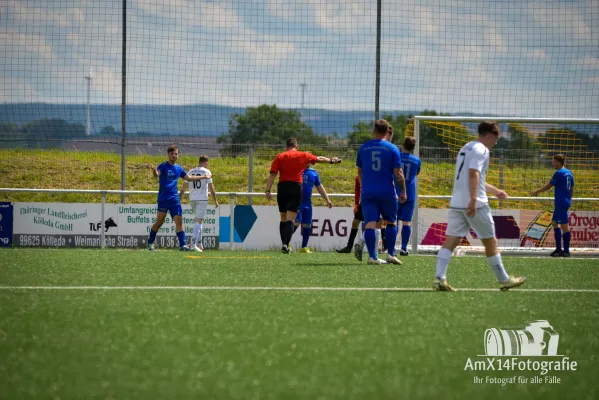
[279,221,285,244]
[347,228,358,248]
[283,220,295,246]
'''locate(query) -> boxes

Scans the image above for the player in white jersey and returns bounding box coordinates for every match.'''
[179,155,219,251]
[434,121,525,292]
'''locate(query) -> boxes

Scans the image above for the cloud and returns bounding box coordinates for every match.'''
[1,0,597,119]
[524,49,549,60]
[135,0,242,31]
[573,56,599,68]
[0,27,55,60]
[267,0,295,20]
[306,1,374,34]
[527,1,597,43]
[409,7,439,36]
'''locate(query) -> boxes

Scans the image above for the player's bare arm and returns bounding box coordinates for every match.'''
[316,156,342,164]
[179,181,189,199]
[265,172,277,201]
[150,165,159,177]
[485,183,508,199]
[208,183,219,208]
[467,169,480,217]
[394,168,407,203]
[357,167,363,185]
[530,182,553,196]
[184,173,212,182]
[316,185,333,208]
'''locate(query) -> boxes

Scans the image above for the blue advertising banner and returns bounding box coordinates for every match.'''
[0,202,13,247]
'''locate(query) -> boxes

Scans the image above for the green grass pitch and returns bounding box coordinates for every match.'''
[1,249,598,399]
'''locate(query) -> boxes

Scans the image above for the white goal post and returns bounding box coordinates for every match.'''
[411,116,599,255]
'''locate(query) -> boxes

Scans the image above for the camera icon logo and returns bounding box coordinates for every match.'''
[484,320,560,356]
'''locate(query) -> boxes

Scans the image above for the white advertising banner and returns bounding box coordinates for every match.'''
[231,206,354,251]
[13,203,219,249]
[12,202,597,250]
[228,206,523,251]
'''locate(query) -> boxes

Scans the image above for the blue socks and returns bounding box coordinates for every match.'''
[401,225,412,251]
[554,228,562,251]
[301,227,311,248]
[365,229,377,259]
[176,231,186,248]
[385,225,398,256]
[148,229,157,244]
[563,231,571,253]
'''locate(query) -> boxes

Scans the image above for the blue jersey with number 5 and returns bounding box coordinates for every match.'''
[550,167,574,208]
[396,152,421,201]
[356,139,402,199]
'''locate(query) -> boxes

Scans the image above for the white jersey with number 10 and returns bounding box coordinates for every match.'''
[449,141,490,209]
[187,167,212,201]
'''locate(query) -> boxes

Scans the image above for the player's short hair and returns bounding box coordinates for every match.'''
[199,154,209,163]
[403,136,416,152]
[286,137,298,148]
[553,154,566,166]
[167,144,178,153]
[374,119,390,134]
[478,121,500,136]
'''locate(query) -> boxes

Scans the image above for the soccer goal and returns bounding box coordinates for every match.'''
[410,116,599,256]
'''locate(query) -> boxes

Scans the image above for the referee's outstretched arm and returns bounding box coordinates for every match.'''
[315,156,342,164]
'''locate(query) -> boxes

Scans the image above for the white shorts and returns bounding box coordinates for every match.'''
[446,205,495,239]
[190,200,208,219]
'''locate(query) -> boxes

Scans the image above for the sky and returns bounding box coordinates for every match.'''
[1,0,598,118]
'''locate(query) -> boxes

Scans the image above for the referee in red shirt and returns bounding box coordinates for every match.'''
[265,138,341,253]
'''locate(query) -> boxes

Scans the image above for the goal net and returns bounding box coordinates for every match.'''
[410,116,599,256]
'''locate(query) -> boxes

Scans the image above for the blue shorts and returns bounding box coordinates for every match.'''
[295,205,313,226]
[552,207,569,225]
[157,201,183,219]
[397,201,415,222]
[361,196,398,224]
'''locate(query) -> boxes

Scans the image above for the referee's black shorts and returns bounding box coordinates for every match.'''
[354,203,364,221]
[277,181,302,213]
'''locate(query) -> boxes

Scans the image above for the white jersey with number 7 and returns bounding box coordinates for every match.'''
[187,167,212,201]
[449,141,490,209]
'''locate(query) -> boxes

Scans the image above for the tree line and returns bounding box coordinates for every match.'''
[2,107,599,153]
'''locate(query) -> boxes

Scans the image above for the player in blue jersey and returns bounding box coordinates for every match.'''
[147,145,212,251]
[395,136,421,256]
[356,119,406,265]
[294,166,333,253]
[530,154,574,257]
[355,125,395,260]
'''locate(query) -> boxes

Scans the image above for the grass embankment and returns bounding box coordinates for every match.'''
[0,149,597,208]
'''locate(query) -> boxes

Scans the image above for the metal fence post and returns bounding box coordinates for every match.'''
[499,149,505,208]
[101,191,106,249]
[412,119,421,254]
[229,193,235,250]
[248,146,254,205]
[120,0,127,205]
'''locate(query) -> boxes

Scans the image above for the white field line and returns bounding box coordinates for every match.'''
[0,286,597,293]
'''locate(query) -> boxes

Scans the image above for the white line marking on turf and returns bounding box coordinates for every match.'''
[0,286,597,293]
